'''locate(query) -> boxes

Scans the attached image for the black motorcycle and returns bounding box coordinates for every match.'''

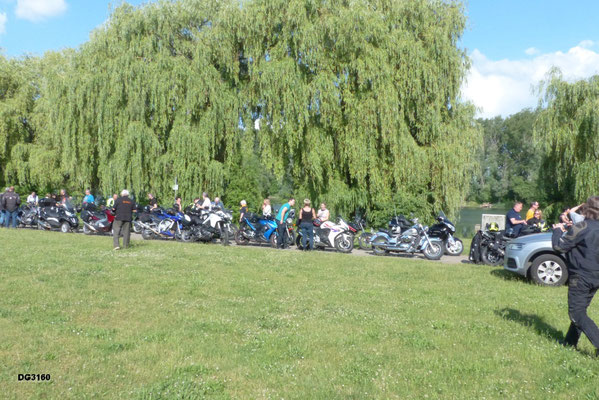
[37,198,79,233]
[428,211,463,256]
[178,206,232,245]
[479,223,548,266]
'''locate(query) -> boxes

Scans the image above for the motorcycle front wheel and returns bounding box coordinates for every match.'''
[335,234,354,253]
[444,238,464,256]
[220,225,229,246]
[358,232,372,250]
[423,241,443,260]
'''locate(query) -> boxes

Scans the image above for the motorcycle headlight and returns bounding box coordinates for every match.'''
[286,217,293,224]
[508,243,524,251]
[446,222,455,232]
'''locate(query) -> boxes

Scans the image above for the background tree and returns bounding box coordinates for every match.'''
[2,0,480,226]
[468,109,543,206]
[535,69,599,217]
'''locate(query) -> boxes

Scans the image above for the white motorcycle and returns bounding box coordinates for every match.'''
[296,217,354,253]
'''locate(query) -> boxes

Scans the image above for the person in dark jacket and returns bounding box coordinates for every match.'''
[113,190,136,250]
[552,196,599,357]
[2,187,21,228]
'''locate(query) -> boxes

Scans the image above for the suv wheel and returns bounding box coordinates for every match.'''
[530,254,568,286]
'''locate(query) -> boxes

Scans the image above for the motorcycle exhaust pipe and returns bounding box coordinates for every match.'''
[83,222,98,231]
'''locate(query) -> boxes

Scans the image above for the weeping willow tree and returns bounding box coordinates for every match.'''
[535,69,599,213]
[3,0,480,222]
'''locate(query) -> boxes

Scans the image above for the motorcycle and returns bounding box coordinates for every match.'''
[17,203,39,228]
[138,207,184,240]
[235,212,278,247]
[348,216,373,250]
[370,216,443,260]
[179,206,232,245]
[37,198,79,233]
[81,203,115,235]
[427,211,463,256]
[296,216,354,253]
[480,222,548,266]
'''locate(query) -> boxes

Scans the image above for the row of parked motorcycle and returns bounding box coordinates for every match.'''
[14,198,464,259]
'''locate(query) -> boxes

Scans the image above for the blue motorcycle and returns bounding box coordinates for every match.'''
[138,207,184,240]
[235,212,278,247]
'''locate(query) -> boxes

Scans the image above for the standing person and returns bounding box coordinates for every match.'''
[2,187,21,228]
[113,190,136,250]
[199,192,211,210]
[526,201,539,221]
[299,199,316,250]
[147,193,158,211]
[552,196,599,357]
[262,198,272,217]
[239,200,248,223]
[0,188,6,227]
[317,202,330,222]
[106,194,117,208]
[173,196,182,212]
[276,198,295,249]
[58,189,68,203]
[505,201,527,237]
[82,189,95,205]
[27,191,39,205]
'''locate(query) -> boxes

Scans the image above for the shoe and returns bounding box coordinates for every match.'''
[113,246,120,250]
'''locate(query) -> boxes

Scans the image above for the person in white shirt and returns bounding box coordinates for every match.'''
[317,202,330,222]
[27,191,39,205]
[200,192,211,210]
[262,198,272,217]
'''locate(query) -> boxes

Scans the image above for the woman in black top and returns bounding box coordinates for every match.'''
[299,199,316,250]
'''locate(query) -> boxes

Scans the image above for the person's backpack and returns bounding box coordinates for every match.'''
[469,230,484,264]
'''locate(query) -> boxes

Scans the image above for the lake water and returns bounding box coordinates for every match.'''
[455,207,508,238]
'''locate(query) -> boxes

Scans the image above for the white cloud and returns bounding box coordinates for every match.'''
[525,47,539,56]
[462,42,599,118]
[15,0,67,22]
[0,12,6,35]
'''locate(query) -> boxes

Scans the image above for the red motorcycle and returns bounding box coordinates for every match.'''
[81,203,115,235]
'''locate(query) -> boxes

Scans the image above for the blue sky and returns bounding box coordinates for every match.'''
[0,0,598,117]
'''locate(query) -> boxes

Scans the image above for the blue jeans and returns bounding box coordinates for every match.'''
[0,210,4,226]
[4,210,18,228]
[300,222,314,250]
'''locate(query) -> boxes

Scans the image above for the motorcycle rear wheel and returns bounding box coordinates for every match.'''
[141,229,154,240]
[295,234,304,250]
[481,247,503,266]
[371,237,388,256]
[234,230,249,245]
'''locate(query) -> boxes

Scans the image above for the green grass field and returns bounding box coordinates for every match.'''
[1,229,598,399]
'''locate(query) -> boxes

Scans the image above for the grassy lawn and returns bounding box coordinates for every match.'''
[1,229,598,399]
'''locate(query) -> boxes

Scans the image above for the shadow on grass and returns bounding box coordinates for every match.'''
[495,307,564,342]
[489,268,529,284]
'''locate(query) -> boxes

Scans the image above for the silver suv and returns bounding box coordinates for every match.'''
[503,232,568,286]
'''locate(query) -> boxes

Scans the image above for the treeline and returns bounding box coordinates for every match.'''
[468,109,543,206]
[0,0,481,226]
[469,69,599,219]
